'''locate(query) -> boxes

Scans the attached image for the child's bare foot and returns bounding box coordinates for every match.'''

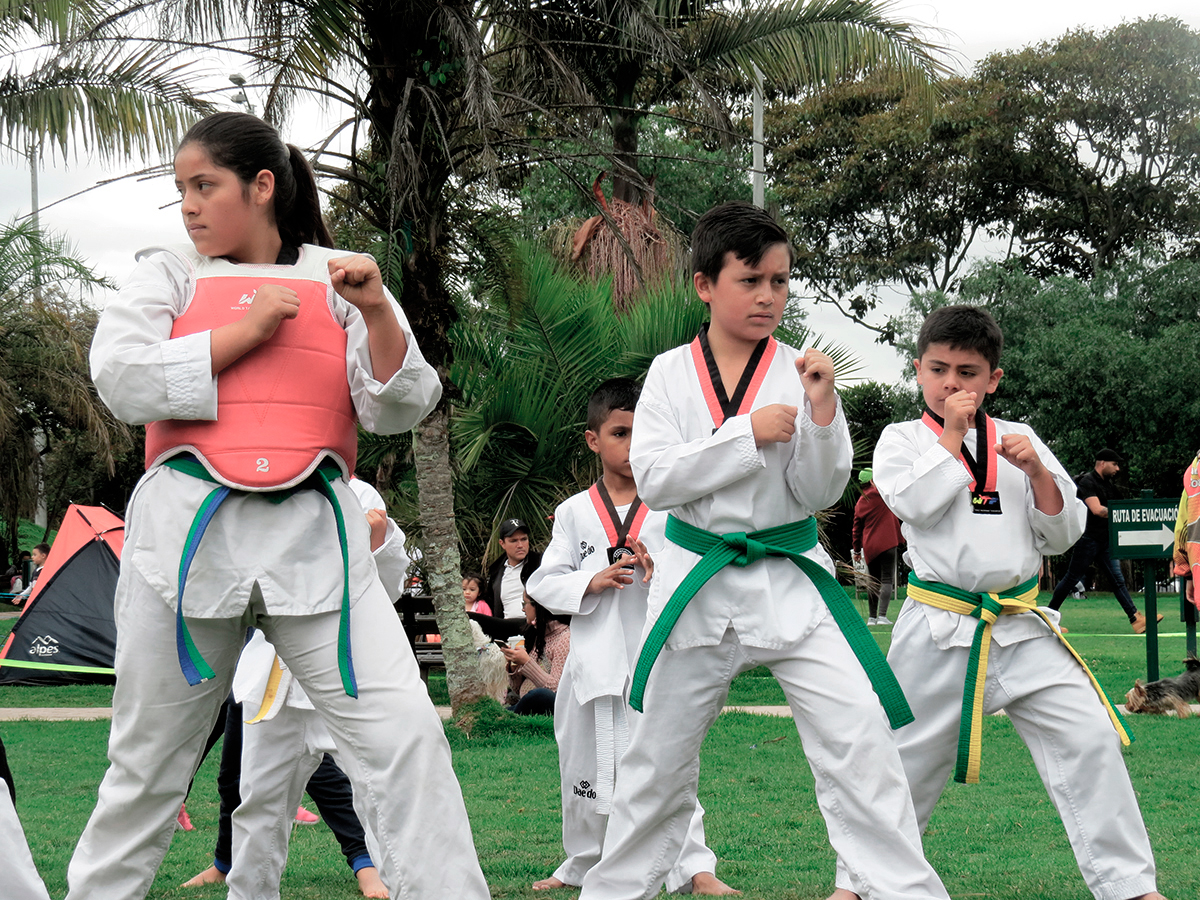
[825,891,860,900]
[1128,893,1168,900]
[356,866,388,898]
[181,866,226,887]
[691,872,740,894]
[532,876,571,890]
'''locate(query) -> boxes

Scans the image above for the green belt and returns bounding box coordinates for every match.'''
[165,455,357,698]
[630,515,913,728]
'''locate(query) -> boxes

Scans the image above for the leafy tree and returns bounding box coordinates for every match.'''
[897,254,1200,497]
[770,17,1200,339]
[0,221,132,561]
[498,0,947,204]
[0,0,209,160]
[768,73,1022,341]
[980,17,1200,278]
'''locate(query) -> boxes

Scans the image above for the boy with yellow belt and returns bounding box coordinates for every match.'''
[834,305,1165,900]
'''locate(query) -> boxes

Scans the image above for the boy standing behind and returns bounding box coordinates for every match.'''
[841,305,1164,900]
[580,203,949,900]
[526,378,735,895]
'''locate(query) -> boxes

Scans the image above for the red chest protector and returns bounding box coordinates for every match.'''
[144,248,357,490]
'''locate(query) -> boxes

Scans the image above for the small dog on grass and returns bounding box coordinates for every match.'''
[1125,657,1200,717]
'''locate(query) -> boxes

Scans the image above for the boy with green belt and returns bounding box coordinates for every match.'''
[579,202,949,900]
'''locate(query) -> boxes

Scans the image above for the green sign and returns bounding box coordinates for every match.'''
[1108,498,1177,560]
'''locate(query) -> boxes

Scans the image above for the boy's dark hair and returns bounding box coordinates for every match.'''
[691,201,792,282]
[33,543,50,556]
[179,111,333,250]
[587,377,641,432]
[916,305,1004,371]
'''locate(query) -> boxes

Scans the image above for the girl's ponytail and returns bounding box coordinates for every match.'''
[178,112,333,250]
[284,144,333,248]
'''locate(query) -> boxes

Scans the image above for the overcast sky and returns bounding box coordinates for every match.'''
[2,1,1198,383]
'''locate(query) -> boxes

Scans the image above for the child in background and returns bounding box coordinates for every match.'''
[842,304,1165,900]
[579,202,948,900]
[463,573,492,616]
[70,111,487,900]
[526,377,735,895]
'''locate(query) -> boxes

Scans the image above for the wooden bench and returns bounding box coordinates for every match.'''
[395,592,444,682]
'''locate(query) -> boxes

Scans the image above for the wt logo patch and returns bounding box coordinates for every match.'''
[572,779,598,800]
[579,541,595,561]
[29,635,60,657]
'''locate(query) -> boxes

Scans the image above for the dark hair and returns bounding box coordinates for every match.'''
[33,543,50,555]
[462,571,493,608]
[523,593,570,659]
[586,377,641,432]
[691,201,792,282]
[916,305,1004,371]
[178,112,333,249]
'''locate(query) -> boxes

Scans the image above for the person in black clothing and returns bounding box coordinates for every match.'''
[1049,448,1161,633]
[469,518,543,642]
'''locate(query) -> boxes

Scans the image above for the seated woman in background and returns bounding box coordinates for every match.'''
[501,592,570,715]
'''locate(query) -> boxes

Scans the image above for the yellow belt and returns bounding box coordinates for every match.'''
[907,573,1132,784]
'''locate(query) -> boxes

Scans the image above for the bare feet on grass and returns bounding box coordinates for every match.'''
[826,890,859,900]
[532,876,571,890]
[356,866,388,898]
[691,872,740,894]
[181,866,226,887]
[1129,893,1168,900]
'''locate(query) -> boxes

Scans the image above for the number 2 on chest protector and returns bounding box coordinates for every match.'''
[256,458,270,473]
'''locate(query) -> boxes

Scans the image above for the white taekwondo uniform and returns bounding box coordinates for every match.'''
[1,777,52,900]
[68,245,488,900]
[835,416,1158,900]
[527,488,716,890]
[227,478,410,900]
[578,333,949,900]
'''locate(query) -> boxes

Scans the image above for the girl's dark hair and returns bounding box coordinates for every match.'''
[524,595,570,659]
[179,112,333,249]
[462,572,492,608]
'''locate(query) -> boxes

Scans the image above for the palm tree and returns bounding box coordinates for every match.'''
[88,0,944,711]
[493,0,947,204]
[0,220,133,559]
[0,0,210,161]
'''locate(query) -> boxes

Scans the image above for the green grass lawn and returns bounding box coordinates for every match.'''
[3,590,1196,709]
[3,709,1198,899]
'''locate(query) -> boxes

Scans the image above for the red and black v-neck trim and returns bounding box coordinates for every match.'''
[690,323,777,429]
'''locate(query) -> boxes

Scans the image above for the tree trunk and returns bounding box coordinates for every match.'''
[412,407,486,711]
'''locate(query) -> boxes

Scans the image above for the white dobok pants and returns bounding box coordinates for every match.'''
[553,666,715,890]
[65,571,489,900]
[578,616,950,900]
[836,604,1157,900]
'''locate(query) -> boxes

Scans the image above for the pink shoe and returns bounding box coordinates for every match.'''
[294,805,319,825]
[176,803,195,831]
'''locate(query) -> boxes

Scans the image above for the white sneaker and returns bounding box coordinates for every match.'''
[876,615,893,626]
[867,617,878,626]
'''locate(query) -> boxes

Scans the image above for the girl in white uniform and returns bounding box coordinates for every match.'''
[68,112,488,900]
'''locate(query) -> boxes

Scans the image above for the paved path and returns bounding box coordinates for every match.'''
[4,703,1197,722]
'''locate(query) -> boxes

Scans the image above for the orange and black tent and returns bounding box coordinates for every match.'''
[0,505,123,685]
